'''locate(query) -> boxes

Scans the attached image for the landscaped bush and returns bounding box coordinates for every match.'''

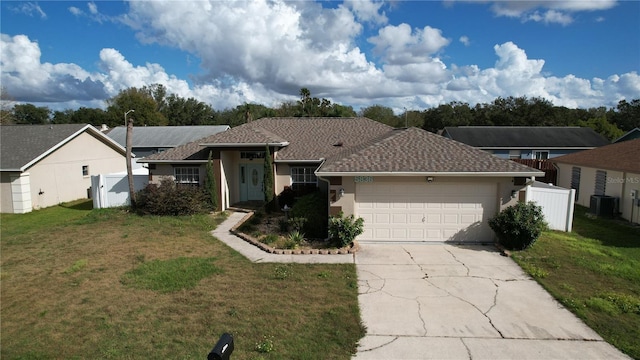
[288,217,307,232]
[136,179,211,216]
[290,191,327,239]
[277,186,296,208]
[328,212,364,248]
[488,201,547,250]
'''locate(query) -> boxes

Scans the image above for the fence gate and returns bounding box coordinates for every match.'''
[525,182,575,232]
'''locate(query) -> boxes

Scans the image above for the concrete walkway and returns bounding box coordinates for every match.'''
[212,212,630,359]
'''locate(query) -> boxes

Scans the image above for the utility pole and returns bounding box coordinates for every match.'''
[125,110,136,208]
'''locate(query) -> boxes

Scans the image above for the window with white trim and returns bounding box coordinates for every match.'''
[174,167,200,185]
[291,167,317,193]
[534,151,549,160]
[82,165,89,176]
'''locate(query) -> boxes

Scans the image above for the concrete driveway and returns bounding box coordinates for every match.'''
[353,243,630,360]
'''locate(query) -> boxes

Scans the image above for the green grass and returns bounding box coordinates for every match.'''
[1,200,364,359]
[121,257,223,293]
[512,206,640,359]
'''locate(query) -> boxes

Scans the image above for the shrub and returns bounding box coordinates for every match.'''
[262,234,279,245]
[288,230,305,246]
[488,201,546,250]
[328,212,364,248]
[278,218,289,233]
[277,186,296,209]
[136,179,210,216]
[290,191,327,239]
[288,217,307,233]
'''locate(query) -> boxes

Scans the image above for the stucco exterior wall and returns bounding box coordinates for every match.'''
[1,172,16,213]
[26,131,127,210]
[556,163,640,224]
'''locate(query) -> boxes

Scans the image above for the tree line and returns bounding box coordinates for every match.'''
[1,85,638,140]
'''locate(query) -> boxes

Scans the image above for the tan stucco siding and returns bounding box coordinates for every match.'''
[332,176,522,219]
[26,131,127,210]
[275,163,291,195]
[1,172,16,213]
[556,163,640,224]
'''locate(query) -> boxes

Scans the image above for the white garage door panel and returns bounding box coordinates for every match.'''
[356,182,497,243]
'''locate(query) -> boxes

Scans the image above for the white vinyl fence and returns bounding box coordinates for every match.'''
[91,171,149,209]
[525,181,576,232]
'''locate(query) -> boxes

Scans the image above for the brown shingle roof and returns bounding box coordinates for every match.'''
[141,117,393,162]
[552,139,640,173]
[318,127,542,175]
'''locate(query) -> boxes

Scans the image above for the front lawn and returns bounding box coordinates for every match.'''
[0,201,364,359]
[511,206,640,359]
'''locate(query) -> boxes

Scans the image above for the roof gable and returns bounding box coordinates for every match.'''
[443,126,610,148]
[1,124,126,171]
[318,127,543,175]
[613,128,640,143]
[552,138,640,173]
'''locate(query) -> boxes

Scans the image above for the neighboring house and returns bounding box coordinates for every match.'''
[553,139,640,224]
[141,117,543,243]
[0,124,128,213]
[105,125,230,169]
[442,126,610,160]
[614,128,640,143]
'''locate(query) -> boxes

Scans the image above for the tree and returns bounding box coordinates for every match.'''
[299,87,312,116]
[610,99,640,131]
[360,105,397,126]
[263,144,275,212]
[106,87,167,127]
[579,116,624,141]
[205,151,218,211]
[13,104,50,124]
[1,87,16,124]
[163,94,216,125]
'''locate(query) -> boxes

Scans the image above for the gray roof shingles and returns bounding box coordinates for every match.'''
[106,125,230,148]
[552,138,640,173]
[443,126,610,148]
[142,117,541,175]
[1,124,96,171]
[318,127,542,174]
[142,117,394,162]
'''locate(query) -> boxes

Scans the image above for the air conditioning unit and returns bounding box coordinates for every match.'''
[590,195,617,218]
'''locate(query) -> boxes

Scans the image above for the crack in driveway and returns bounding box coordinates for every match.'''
[404,245,506,339]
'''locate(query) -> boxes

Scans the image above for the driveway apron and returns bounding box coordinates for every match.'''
[353,243,630,360]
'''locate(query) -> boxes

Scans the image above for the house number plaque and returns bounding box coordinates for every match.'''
[354,176,374,183]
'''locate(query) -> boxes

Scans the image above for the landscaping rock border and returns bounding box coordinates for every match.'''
[229,210,358,255]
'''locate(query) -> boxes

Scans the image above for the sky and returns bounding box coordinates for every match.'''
[1,0,639,114]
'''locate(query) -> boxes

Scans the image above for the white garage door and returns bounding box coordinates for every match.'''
[356,182,497,243]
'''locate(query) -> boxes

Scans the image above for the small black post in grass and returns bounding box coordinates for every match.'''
[208,333,234,360]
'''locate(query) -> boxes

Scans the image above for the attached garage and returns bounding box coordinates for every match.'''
[356,181,498,243]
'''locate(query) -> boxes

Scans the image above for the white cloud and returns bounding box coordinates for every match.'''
[344,0,388,25]
[10,2,46,19]
[68,6,83,16]
[1,1,637,114]
[88,2,98,15]
[456,0,619,26]
[526,10,574,25]
[368,24,450,65]
[459,36,470,46]
[0,34,106,102]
